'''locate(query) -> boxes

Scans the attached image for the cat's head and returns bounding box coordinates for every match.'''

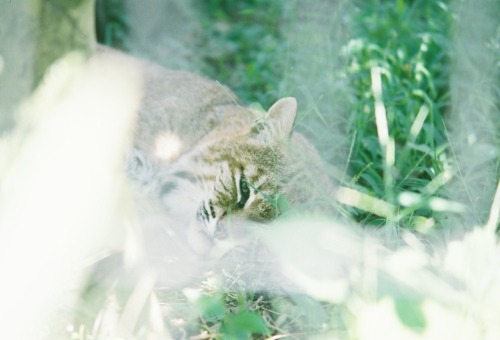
[197,98,297,239]
[189,97,298,240]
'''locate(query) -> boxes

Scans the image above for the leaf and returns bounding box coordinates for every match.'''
[290,294,327,328]
[276,194,290,214]
[197,294,226,322]
[394,298,427,333]
[221,311,269,339]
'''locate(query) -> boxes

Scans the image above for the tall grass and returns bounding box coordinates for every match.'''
[5,0,497,338]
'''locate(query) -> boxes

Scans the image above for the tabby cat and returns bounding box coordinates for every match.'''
[99,46,334,255]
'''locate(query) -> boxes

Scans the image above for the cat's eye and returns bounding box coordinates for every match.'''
[237,175,250,209]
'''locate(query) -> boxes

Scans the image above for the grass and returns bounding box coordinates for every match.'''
[197,0,285,108]
[340,1,452,226]
[86,0,500,339]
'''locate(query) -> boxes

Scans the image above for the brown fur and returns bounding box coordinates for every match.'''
[96,45,335,254]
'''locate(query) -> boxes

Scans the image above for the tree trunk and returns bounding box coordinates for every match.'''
[0,0,95,134]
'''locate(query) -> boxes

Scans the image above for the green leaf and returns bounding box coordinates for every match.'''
[290,294,327,328]
[221,311,269,339]
[197,294,226,322]
[394,298,427,333]
[276,194,290,214]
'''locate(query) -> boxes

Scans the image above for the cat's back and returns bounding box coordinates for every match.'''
[95,45,254,160]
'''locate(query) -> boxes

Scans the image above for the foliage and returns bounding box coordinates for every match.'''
[197,0,285,108]
[341,0,452,225]
[95,0,128,49]
[87,0,500,339]
[193,292,269,339]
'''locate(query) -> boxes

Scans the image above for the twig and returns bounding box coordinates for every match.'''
[485,178,500,234]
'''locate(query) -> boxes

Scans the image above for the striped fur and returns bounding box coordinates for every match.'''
[103,43,335,254]
[150,99,294,248]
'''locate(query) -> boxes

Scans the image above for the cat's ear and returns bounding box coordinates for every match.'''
[267,97,297,140]
[252,97,297,142]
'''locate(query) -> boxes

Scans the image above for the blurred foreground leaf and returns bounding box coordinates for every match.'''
[394,298,426,333]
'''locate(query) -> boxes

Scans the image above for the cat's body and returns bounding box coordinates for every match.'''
[97,46,335,255]
[68,46,336,338]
